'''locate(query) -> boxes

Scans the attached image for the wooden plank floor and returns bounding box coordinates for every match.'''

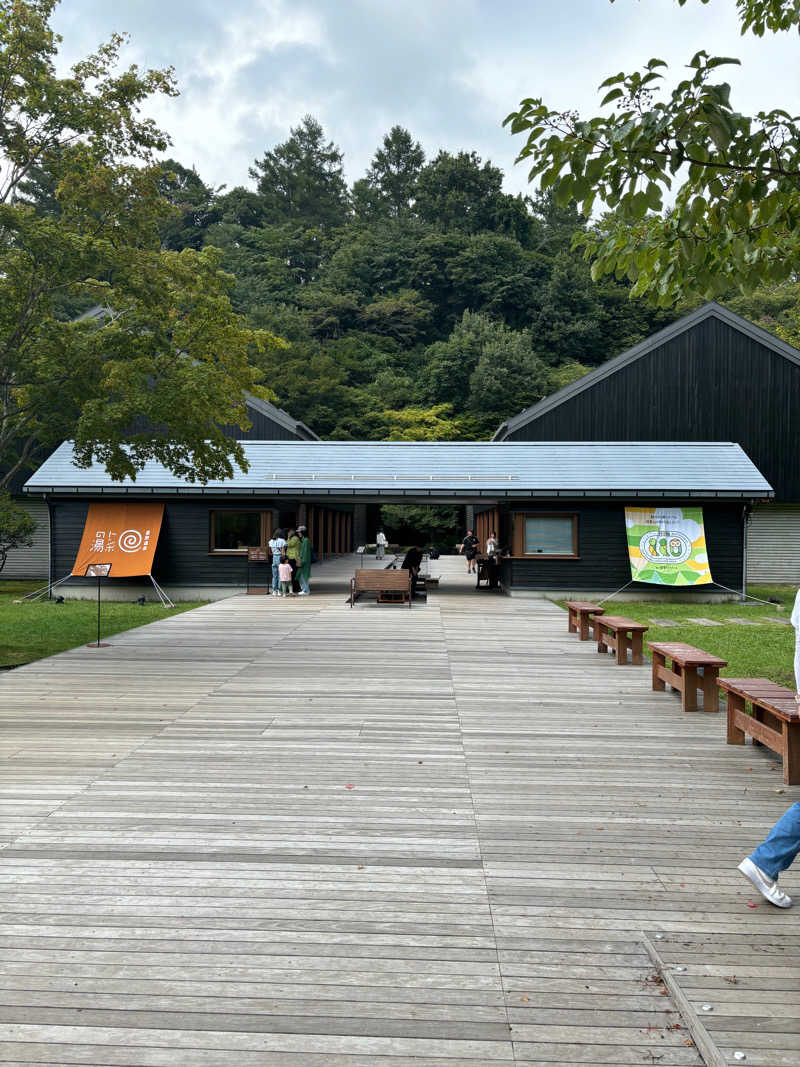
[0,557,796,1065]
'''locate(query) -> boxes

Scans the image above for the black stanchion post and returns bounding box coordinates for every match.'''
[85,563,111,646]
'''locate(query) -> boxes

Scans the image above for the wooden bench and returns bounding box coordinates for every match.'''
[565,600,605,641]
[647,641,728,713]
[596,616,649,665]
[721,677,800,785]
[350,568,411,608]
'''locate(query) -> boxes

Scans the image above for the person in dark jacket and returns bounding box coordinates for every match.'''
[402,545,423,596]
[296,525,311,595]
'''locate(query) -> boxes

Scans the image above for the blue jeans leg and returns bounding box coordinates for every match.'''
[749,803,800,879]
[298,572,310,594]
[271,560,280,592]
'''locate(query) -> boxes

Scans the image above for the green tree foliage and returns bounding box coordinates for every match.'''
[250,115,350,229]
[504,0,800,305]
[0,0,282,489]
[156,159,221,251]
[0,491,35,574]
[379,504,461,551]
[353,126,425,219]
[415,150,529,238]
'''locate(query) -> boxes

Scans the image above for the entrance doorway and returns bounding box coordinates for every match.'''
[378,505,463,556]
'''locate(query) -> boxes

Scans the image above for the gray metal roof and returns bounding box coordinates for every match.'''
[25,441,773,500]
[493,302,800,440]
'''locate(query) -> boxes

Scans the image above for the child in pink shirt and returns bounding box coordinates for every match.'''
[278,557,293,597]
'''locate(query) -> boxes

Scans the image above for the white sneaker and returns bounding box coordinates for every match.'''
[738,857,793,908]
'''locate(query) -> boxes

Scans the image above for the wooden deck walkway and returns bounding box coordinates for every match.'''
[0,557,797,1065]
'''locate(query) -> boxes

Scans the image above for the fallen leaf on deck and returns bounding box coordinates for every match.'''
[746,901,757,908]
[345,784,354,789]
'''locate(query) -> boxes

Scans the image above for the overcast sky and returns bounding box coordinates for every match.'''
[52,0,800,196]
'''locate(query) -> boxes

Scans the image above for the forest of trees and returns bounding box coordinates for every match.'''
[50,115,800,442]
[145,116,800,440]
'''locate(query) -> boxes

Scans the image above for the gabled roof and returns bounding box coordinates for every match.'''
[244,394,319,440]
[493,302,800,441]
[25,440,772,500]
[77,306,319,442]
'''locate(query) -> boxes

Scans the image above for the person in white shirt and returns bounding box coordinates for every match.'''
[268,529,287,595]
[375,529,387,560]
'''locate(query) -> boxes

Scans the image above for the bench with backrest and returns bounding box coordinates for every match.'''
[721,677,800,785]
[565,600,605,641]
[647,641,728,713]
[596,615,649,665]
[350,568,411,607]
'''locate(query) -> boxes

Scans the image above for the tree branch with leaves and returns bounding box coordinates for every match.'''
[0,0,283,490]
[504,0,800,305]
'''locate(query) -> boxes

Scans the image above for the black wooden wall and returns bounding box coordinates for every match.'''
[50,498,349,588]
[219,406,306,441]
[497,500,744,594]
[503,316,800,500]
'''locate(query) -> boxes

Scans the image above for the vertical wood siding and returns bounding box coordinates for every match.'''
[747,505,800,583]
[2,497,49,579]
[503,317,799,502]
[497,500,743,593]
[50,498,352,588]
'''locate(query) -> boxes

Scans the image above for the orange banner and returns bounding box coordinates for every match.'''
[72,502,164,578]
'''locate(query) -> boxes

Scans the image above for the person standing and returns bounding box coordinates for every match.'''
[401,544,423,597]
[459,529,479,574]
[285,528,301,593]
[737,588,800,907]
[376,528,387,560]
[268,527,286,596]
[278,555,293,598]
[486,530,498,557]
[296,525,311,596]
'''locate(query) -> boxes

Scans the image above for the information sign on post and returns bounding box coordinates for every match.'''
[85,563,112,647]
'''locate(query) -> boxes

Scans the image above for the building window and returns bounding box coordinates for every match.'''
[513,513,578,558]
[210,510,270,553]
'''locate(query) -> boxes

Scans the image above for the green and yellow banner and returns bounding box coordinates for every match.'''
[625,507,712,586]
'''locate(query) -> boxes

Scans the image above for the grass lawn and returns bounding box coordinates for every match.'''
[567,584,796,689]
[0,581,202,669]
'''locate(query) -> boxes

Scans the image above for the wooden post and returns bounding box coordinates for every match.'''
[726,693,746,744]
[702,668,719,713]
[783,722,800,785]
[651,650,666,691]
[682,666,699,713]
[615,629,627,666]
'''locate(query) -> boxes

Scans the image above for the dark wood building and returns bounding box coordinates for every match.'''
[7,395,319,580]
[27,440,770,600]
[493,303,800,582]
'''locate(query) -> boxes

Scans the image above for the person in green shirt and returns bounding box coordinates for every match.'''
[296,525,312,595]
[285,528,302,594]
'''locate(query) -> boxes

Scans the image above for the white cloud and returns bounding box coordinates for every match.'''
[51,0,800,195]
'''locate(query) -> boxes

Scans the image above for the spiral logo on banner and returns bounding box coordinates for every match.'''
[72,504,163,578]
[119,528,150,553]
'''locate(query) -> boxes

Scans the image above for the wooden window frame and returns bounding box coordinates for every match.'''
[511,512,579,559]
[209,509,272,555]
